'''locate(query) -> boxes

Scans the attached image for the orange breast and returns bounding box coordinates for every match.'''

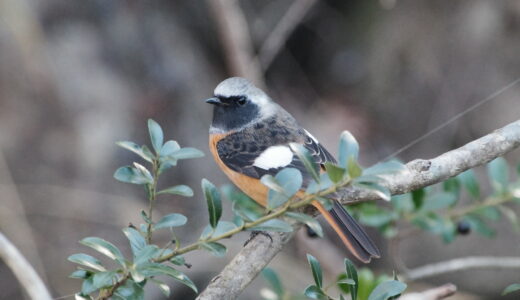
[209,133,269,206]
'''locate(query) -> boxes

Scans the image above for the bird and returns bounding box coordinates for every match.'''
[205,77,380,263]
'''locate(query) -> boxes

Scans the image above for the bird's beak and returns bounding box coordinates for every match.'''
[205,97,222,105]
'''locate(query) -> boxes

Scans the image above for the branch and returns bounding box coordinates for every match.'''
[401,284,457,300]
[206,0,264,87]
[257,0,318,70]
[0,232,52,300]
[196,231,294,300]
[196,119,520,299]
[339,119,520,203]
[404,256,520,281]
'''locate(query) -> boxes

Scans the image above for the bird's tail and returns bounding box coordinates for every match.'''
[313,200,381,263]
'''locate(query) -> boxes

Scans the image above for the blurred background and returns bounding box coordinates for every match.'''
[0,0,519,299]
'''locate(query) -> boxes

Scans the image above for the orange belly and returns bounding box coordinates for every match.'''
[209,134,269,206]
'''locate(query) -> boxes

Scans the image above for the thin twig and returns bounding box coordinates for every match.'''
[404,256,520,281]
[0,232,52,300]
[206,0,264,87]
[257,0,318,70]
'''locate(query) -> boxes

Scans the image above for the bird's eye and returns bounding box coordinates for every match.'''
[238,97,247,106]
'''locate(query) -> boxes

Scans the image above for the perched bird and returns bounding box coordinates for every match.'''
[206,77,380,263]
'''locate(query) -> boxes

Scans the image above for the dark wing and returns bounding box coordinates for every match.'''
[217,129,335,183]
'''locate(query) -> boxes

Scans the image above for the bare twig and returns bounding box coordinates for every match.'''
[206,0,264,87]
[0,149,48,282]
[257,0,318,70]
[404,256,520,281]
[197,119,520,299]
[401,283,457,300]
[0,232,52,300]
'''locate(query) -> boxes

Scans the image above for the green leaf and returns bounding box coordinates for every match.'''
[285,212,323,237]
[306,254,323,288]
[499,206,520,231]
[123,227,146,257]
[290,143,320,181]
[80,237,126,267]
[339,131,359,167]
[261,175,285,193]
[116,141,153,162]
[487,157,509,193]
[368,280,407,300]
[151,278,171,297]
[463,215,495,237]
[363,160,405,176]
[154,213,188,230]
[475,206,501,221]
[132,162,154,183]
[306,174,334,194]
[325,162,346,183]
[200,242,227,257]
[502,283,520,296]
[69,269,91,279]
[344,258,358,300]
[419,192,457,212]
[443,177,460,194]
[275,167,303,197]
[200,221,238,239]
[391,194,414,214]
[114,279,144,300]
[262,268,284,296]
[148,119,164,153]
[170,256,186,266]
[81,276,97,295]
[357,204,396,227]
[134,245,161,266]
[140,263,198,292]
[337,279,356,285]
[303,285,328,300]
[140,210,152,224]
[92,271,117,289]
[249,219,293,232]
[170,148,205,160]
[157,185,194,197]
[160,140,180,157]
[68,253,106,272]
[347,157,363,178]
[74,293,92,300]
[457,169,480,199]
[114,166,152,185]
[411,189,425,210]
[222,185,264,221]
[202,179,222,228]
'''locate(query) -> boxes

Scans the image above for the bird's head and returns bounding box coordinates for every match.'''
[206,77,276,133]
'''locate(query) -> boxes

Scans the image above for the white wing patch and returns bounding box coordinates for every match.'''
[304,129,319,143]
[253,145,293,170]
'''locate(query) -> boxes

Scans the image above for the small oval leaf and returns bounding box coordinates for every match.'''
[148,119,164,154]
[202,179,222,228]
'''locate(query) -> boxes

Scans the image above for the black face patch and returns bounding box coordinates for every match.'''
[211,96,261,131]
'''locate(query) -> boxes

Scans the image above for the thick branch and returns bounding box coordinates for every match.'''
[0,232,52,300]
[196,231,294,300]
[404,256,520,281]
[197,119,520,299]
[340,119,520,203]
[401,284,457,300]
